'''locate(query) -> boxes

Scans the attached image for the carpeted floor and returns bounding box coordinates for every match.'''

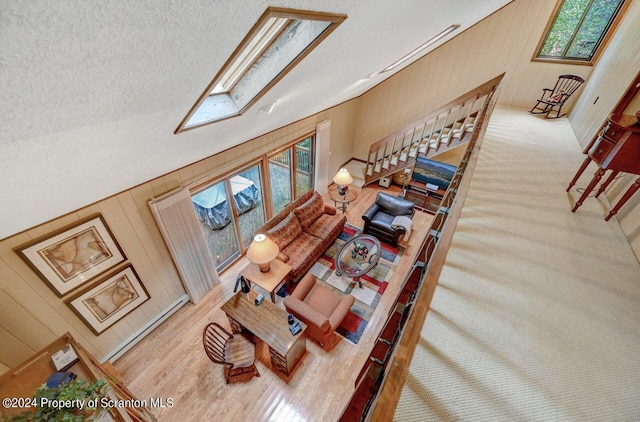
[394,106,640,421]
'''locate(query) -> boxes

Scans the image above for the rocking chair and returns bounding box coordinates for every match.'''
[203,322,260,383]
[530,74,585,119]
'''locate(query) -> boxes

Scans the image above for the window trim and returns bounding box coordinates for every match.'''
[532,0,630,66]
[175,8,346,134]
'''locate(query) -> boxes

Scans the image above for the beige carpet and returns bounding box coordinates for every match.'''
[394,106,640,421]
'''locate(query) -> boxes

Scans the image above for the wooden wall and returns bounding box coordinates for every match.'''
[352,0,593,159]
[0,100,358,371]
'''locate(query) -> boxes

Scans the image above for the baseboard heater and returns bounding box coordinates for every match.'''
[100,294,189,363]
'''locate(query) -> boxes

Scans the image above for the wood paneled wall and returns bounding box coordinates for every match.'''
[3,0,639,371]
[568,0,640,149]
[0,101,358,371]
[352,0,593,159]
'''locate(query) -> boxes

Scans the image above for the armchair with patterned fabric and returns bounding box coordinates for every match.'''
[362,192,415,246]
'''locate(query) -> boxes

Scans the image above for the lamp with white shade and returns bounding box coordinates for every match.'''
[246,234,279,272]
[333,168,353,196]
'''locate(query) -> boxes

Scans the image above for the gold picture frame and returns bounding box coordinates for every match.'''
[66,265,149,335]
[16,214,126,297]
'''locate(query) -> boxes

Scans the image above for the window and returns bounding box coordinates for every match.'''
[190,133,315,272]
[534,0,627,64]
[175,8,345,133]
[268,135,315,214]
[192,164,266,272]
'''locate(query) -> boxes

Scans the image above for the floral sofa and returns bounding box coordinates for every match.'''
[260,190,346,284]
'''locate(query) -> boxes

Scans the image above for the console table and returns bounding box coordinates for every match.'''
[403,180,446,214]
[221,290,307,376]
[567,113,640,220]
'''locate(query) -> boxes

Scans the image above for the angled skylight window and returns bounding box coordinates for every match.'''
[176,8,346,133]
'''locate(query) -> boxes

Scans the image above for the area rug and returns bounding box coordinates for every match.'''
[307,224,402,344]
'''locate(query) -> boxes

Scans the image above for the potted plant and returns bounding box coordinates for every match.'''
[4,378,108,422]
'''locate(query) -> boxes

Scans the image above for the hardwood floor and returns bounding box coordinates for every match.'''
[114,185,432,421]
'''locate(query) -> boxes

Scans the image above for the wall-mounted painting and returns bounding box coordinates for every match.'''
[16,214,126,297]
[66,265,149,335]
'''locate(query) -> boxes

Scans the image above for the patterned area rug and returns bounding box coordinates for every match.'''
[308,224,402,344]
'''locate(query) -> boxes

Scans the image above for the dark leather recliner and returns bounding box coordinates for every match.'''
[362,192,415,246]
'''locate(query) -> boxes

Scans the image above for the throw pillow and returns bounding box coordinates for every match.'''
[293,191,325,230]
[266,212,302,250]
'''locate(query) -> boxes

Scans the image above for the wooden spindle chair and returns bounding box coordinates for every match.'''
[530,74,585,119]
[202,322,260,384]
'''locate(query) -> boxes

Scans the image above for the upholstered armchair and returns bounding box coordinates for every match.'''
[362,192,415,246]
[283,273,355,348]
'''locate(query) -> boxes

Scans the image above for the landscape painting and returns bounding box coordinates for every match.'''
[16,214,126,297]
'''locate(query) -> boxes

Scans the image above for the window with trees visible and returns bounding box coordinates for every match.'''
[534,0,627,64]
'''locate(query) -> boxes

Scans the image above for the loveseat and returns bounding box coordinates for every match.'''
[260,190,346,284]
[283,272,355,347]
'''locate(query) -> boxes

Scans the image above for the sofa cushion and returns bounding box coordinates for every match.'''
[281,233,324,278]
[305,212,345,241]
[266,212,302,250]
[293,191,325,230]
[306,285,340,318]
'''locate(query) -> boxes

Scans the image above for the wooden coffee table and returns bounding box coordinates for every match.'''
[221,290,307,376]
[241,259,292,302]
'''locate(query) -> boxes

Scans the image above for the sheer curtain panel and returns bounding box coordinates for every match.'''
[149,187,219,304]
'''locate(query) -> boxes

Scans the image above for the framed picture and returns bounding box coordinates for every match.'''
[16,214,126,297]
[66,265,150,335]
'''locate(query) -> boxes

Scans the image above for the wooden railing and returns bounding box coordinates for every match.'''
[364,76,506,186]
[340,73,505,421]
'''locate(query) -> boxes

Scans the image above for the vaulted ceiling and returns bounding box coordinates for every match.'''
[0,0,512,238]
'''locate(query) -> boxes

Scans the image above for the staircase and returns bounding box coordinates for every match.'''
[364,78,501,186]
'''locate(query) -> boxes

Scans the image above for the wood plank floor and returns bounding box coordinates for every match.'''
[114,185,433,421]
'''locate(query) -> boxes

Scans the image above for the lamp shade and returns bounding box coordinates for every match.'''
[246,234,279,272]
[333,168,353,186]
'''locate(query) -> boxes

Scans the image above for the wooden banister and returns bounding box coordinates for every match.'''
[339,73,505,422]
[364,75,503,186]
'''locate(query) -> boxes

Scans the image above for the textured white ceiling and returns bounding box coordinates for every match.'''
[0,0,511,238]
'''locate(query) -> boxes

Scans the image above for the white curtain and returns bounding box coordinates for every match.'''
[315,120,331,195]
[148,187,219,304]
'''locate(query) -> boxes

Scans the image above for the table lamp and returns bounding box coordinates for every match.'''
[246,234,279,272]
[333,168,353,196]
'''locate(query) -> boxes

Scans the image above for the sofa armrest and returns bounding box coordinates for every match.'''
[362,204,379,223]
[291,272,316,300]
[277,251,290,263]
[328,294,355,330]
[324,204,337,215]
[283,297,331,333]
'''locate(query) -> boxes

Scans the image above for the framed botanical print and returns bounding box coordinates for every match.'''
[66,265,150,335]
[16,214,126,297]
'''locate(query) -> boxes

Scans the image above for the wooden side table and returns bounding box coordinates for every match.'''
[241,259,292,302]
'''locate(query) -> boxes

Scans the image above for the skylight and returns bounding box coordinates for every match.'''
[175,8,346,133]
